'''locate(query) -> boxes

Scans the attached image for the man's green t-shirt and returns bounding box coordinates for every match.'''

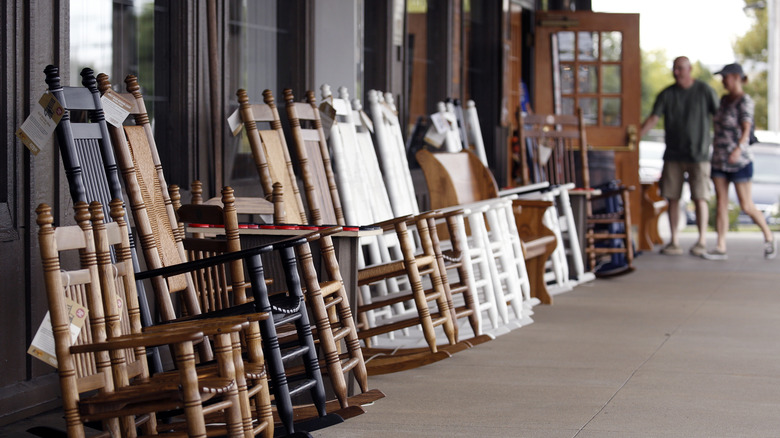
[651,80,719,162]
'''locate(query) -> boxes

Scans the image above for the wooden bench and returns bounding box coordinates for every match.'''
[638,180,668,251]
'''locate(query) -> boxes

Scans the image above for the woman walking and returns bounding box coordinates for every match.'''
[703,63,776,260]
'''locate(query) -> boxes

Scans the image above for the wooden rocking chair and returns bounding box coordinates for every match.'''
[518,110,635,277]
[43,65,162,373]
[36,201,247,438]
[172,186,383,419]
[96,73,342,435]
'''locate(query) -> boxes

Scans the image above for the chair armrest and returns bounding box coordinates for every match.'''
[70,329,205,354]
[373,214,415,232]
[498,181,550,197]
[144,310,269,334]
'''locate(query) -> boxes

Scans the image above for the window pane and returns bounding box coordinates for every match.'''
[602,65,621,93]
[602,98,622,126]
[577,31,598,61]
[578,65,598,93]
[601,31,622,61]
[560,64,575,94]
[579,98,598,125]
[561,97,575,116]
[70,0,113,86]
[557,31,575,61]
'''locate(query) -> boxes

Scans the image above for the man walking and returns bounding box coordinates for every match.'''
[640,56,719,256]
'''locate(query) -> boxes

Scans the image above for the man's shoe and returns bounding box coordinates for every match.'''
[701,249,728,261]
[689,242,706,257]
[660,243,683,255]
[765,240,777,260]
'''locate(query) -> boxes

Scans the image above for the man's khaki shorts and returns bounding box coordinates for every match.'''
[659,160,711,201]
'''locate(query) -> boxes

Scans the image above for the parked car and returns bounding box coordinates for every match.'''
[730,131,780,225]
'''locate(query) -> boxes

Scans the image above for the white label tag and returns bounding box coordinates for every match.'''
[430,112,449,134]
[227,109,243,136]
[28,297,88,368]
[101,89,133,127]
[538,144,553,165]
[424,125,446,148]
[318,101,337,140]
[15,92,64,156]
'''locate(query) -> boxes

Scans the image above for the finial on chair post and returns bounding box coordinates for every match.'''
[320,84,332,100]
[96,73,112,95]
[190,180,203,205]
[35,204,54,228]
[73,201,90,228]
[306,90,317,106]
[338,86,350,102]
[262,89,276,108]
[80,68,98,93]
[43,65,62,91]
[237,88,250,106]
[124,75,142,98]
[351,98,363,112]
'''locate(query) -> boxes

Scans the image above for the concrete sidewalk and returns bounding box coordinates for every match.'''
[315,232,780,437]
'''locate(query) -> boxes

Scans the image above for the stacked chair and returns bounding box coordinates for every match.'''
[44,65,381,436]
[320,85,495,342]
[236,87,473,375]
[36,200,251,437]
[369,90,546,317]
[518,109,635,277]
[458,99,594,291]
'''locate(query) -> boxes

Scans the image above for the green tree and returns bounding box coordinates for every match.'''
[640,49,671,135]
[733,0,768,129]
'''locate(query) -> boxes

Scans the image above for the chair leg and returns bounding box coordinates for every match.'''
[280,246,328,417]
[246,253,297,434]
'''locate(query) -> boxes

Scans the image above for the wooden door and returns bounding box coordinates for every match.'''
[533,11,641,221]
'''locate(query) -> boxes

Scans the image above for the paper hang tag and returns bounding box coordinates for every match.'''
[424,125,446,148]
[429,112,450,134]
[538,144,553,166]
[28,297,88,368]
[15,92,64,156]
[227,109,243,136]
[101,89,133,127]
[359,110,374,134]
[318,101,337,140]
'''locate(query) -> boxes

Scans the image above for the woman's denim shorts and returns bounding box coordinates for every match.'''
[711,162,753,184]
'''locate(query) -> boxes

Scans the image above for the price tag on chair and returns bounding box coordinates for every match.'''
[101,89,133,127]
[28,297,88,368]
[15,92,64,155]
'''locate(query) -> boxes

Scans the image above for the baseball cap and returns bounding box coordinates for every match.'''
[715,63,746,78]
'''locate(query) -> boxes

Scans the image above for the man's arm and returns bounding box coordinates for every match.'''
[639,114,660,139]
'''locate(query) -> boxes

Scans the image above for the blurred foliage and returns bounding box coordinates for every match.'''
[642,0,769,131]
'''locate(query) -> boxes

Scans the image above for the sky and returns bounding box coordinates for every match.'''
[591,0,754,70]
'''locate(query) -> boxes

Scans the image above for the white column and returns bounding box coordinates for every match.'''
[769,0,779,132]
